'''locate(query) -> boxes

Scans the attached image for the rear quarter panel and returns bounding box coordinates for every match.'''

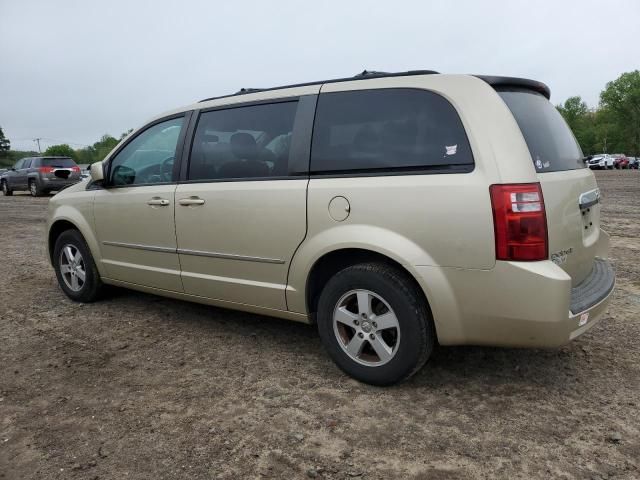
[287,75,536,314]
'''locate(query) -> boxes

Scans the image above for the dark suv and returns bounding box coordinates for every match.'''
[1,157,81,196]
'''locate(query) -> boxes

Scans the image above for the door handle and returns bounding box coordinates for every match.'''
[147,197,170,206]
[179,197,205,206]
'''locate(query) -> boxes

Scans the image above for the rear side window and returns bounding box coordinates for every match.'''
[22,159,32,168]
[40,158,76,167]
[498,89,585,172]
[310,89,474,174]
[188,101,298,181]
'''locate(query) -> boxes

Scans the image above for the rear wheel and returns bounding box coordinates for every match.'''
[317,263,434,386]
[53,230,103,302]
[1,180,12,196]
[29,179,46,197]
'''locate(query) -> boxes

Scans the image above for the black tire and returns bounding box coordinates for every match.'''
[29,179,46,197]
[1,180,12,196]
[316,263,435,386]
[53,229,103,302]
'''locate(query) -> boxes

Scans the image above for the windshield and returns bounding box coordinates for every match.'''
[498,89,585,172]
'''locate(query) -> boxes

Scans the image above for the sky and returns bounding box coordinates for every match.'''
[1,0,639,151]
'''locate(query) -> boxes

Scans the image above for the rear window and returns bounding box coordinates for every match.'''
[498,89,585,172]
[310,89,474,174]
[39,158,77,168]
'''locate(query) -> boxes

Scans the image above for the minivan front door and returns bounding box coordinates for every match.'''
[93,115,187,292]
[174,96,316,310]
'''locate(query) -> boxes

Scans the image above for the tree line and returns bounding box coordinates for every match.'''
[2,70,639,167]
[0,130,131,168]
[557,70,640,156]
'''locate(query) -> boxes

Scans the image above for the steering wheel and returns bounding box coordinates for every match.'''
[159,156,174,182]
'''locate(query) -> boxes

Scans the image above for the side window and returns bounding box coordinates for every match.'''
[109,116,184,186]
[310,89,474,174]
[188,101,298,181]
[13,159,23,169]
[23,159,32,169]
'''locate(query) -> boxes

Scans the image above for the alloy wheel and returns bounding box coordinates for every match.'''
[333,289,401,366]
[59,244,86,292]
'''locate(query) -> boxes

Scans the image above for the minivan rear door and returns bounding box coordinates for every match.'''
[498,89,599,286]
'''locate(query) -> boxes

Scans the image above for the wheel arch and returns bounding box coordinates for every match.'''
[47,213,104,276]
[303,248,433,326]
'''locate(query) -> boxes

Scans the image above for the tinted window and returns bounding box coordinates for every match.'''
[498,89,585,172]
[109,117,184,186]
[188,102,298,181]
[22,159,32,168]
[310,89,473,173]
[40,158,77,167]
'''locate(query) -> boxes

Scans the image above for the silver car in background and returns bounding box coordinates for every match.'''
[1,156,82,196]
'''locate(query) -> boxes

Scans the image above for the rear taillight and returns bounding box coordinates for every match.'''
[489,183,548,261]
[71,166,80,172]
[39,166,54,173]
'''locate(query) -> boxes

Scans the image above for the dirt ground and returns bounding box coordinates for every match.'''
[0,170,638,480]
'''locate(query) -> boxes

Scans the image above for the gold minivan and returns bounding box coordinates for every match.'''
[46,70,615,385]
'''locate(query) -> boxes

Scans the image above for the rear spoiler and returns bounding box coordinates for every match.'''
[475,75,551,99]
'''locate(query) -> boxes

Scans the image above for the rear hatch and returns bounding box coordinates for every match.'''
[39,157,80,180]
[498,89,599,286]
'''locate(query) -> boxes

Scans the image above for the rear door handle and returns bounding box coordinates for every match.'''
[147,197,170,206]
[178,197,205,206]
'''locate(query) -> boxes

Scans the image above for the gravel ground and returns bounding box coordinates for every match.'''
[0,170,638,479]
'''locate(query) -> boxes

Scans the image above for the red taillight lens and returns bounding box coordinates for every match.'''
[71,166,80,172]
[489,183,548,261]
[39,166,54,173]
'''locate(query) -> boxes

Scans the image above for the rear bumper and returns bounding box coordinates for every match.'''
[41,177,80,188]
[414,248,614,348]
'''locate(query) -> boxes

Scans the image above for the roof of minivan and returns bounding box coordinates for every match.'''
[144,71,552,129]
[197,71,551,103]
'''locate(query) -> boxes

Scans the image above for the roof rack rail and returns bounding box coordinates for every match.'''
[236,87,262,94]
[198,69,440,103]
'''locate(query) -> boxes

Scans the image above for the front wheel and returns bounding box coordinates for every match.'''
[1,181,12,196]
[317,263,435,386]
[53,230,103,302]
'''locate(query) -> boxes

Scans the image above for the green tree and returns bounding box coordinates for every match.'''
[557,96,596,154]
[557,96,589,129]
[93,134,119,162]
[44,144,77,159]
[0,126,10,155]
[599,70,640,155]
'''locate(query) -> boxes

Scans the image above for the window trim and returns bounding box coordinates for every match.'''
[178,96,315,184]
[103,111,191,189]
[309,87,475,177]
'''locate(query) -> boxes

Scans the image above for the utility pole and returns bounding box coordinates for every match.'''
[33,138,42,153]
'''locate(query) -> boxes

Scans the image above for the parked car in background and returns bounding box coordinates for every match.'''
[613,154,629,169]
[77,163,91,180]
[45,71,615,385]
[587,154,614,169]
[628,157,639,169]
[1,156,82,196]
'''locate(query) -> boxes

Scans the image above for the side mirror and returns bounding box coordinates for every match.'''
[111,165,135,185]
[10,167,16,171]
[89,162,105,182]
